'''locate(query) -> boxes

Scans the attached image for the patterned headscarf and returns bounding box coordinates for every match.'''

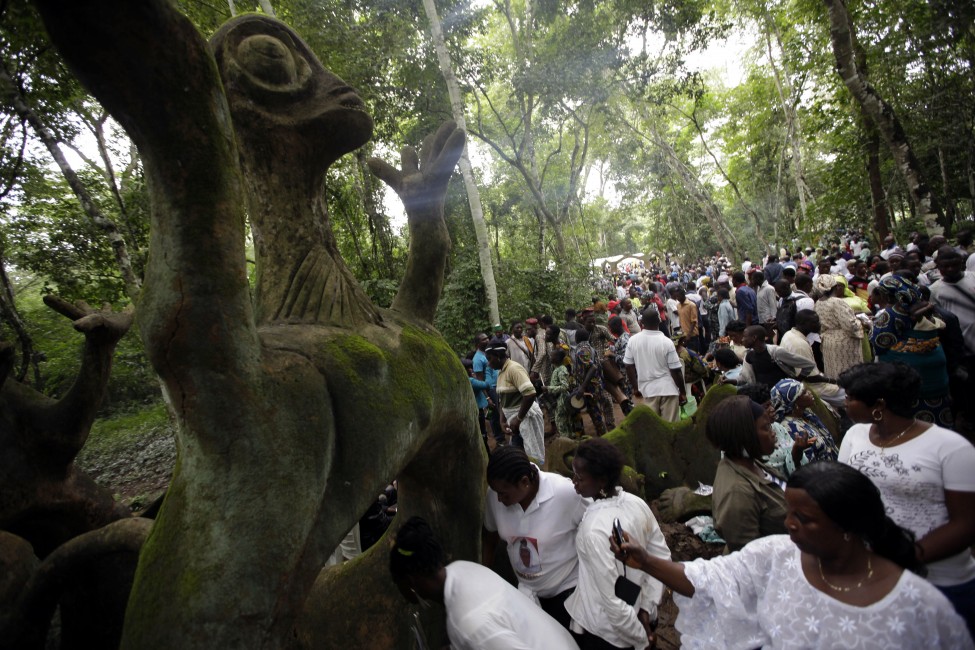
[770,378,805,423]
[557,343,573,366]
[815,273,837,294]
[876,275,922,314]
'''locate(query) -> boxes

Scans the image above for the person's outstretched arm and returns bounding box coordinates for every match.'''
[610,532,695,597]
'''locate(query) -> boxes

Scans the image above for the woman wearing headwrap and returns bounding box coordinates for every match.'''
[871,275,953,428]
[765,378,839,478]
[834,274,873,362]
[834,274,869,314]
[814,274,865,378]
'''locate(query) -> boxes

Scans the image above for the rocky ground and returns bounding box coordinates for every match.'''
[76,408,176,511]
[654,518,725,649]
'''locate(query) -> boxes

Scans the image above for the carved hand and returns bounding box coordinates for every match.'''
[367,120,466,219]
[43,296,134,346]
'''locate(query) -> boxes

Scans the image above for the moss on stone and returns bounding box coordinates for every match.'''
[600,385,734,500]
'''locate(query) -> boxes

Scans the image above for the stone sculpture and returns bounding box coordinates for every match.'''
[31,4,485,649]
[0,298,133,558]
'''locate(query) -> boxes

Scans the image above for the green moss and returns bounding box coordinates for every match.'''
[600,385,734,500]
[121,461,189,640]
[320,325,468,444]
[321,335,386,389]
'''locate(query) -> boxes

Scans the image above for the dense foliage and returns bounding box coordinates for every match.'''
[0,0,972,396]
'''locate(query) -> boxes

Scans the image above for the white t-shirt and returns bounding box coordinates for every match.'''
[623,330,683,397]
[565,489,671,650]
[786,290,815,313]
[484,469,589,599]
[665,298,681,330]
[839,423,975,586]
[675,535,972,649]
[443,561,580,650]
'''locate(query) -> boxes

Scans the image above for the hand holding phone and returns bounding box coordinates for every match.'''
[612,518,626,555]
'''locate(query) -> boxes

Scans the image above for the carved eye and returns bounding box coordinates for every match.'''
[237,34,297,86]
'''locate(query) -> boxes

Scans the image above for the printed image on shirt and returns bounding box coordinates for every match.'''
[845,449,943,537]
[512,536,541,578]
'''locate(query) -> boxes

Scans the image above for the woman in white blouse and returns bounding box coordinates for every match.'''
[482,446,589,631]
[610,462,972,649]
[565,438,670,650]
[838,361,975,635]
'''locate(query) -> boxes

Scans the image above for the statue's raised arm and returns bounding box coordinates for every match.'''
[34,0,260,415]
[368,120,466,323]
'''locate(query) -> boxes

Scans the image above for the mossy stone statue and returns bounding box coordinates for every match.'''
[31,4,485,649]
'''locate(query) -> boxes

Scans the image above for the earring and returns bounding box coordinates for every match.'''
[871,408,883,422]
[598,488,608,498]
[843,532,851,542]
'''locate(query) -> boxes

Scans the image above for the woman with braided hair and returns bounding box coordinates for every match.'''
[390,516,579,649]
[481,446,589,632]
[610,462,972,649]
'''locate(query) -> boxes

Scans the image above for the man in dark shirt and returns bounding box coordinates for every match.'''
[733,271,758,326]
[764,255,784,285]
[741,325,789,387]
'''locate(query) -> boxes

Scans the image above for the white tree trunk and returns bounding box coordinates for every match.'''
[0,61,142,300]
[763,16,815,232]
[421,0,500,325]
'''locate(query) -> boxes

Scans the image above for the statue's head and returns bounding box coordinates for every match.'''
[210,15,373,167]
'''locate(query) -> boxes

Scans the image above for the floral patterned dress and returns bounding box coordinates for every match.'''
[814,296,863,378]
[675,535,972,649]
[546,364,580,438]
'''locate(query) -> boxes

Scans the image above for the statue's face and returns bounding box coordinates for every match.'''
[212,16,373,159]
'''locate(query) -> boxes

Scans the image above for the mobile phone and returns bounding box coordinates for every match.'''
[612,518,625,549]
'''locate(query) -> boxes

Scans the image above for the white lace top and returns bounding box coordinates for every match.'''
[674,535,972,649]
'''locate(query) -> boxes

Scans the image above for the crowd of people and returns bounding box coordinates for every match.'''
[463,227,975,446]
[387,227,975,649]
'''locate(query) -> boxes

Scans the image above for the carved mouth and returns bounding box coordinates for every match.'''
[330,86,366,111]
[340,97,366,110]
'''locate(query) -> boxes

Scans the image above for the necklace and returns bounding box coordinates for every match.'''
[818,555,873,592]
[876,420,915,456]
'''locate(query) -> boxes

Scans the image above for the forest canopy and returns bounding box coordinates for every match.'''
[0,0,972,370]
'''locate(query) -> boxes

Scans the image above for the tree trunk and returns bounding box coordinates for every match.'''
[646,121,741,263]
[864,121,890,241]
[421,0,500,326]
[824,0,942,235]
[0,60,142,301]
[686,109,770,254]
[763,15,816,231]
[938,148,955,232]
[0,243,38,383]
